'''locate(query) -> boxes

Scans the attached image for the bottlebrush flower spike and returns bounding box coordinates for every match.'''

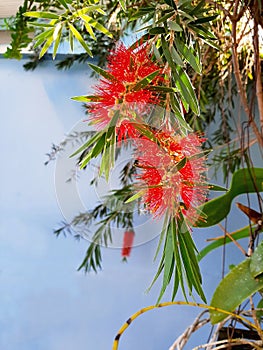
[122,230,135,258]
[134,130,208,222]
[87,43,163,140]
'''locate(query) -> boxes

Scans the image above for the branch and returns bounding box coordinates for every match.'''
[168,311,210,350]
[253,10,263,135]
[231,8,263,147]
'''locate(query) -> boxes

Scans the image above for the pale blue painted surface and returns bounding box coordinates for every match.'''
[0,57,254,350]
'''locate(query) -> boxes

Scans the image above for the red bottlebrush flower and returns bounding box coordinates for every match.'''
[122,230,135,258]
[87,43,163,140]
[135,130,208,222]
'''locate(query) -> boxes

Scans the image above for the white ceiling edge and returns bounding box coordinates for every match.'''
[0,0,23,18]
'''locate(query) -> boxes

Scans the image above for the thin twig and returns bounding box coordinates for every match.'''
[169,311,210,350]
[231,4,263,147]
[193,337,263,350]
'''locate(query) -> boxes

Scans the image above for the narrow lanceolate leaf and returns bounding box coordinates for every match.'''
[175,39,202,74]
[149,27,166,35]
[75,5,106,16]
[131,70,160,91]
[174,157,187,172]
[68,23,93,56]
[130,123,158,143]
[39,35,54,58]
[157,224,175,303]
[163,0,177,9]
[83,21,96,41]
[88,63,118,82]
[79,14,113,38]
[70,131,104,157]
[170,94,192,132]
[23,11,60,19]
[161,36,176,70]
[168,21,183,32]
[90,132,106,158]
[57,0,69,9]
[34,28,54,48]
[88,19,113,38]
[69,28,73,51]
[119,0,126,11]
[71,95,103,102]
[170,46,184,66]
[171,217,187,300]
[178,231,205,301]
[28,22,54,28]
[53,23,63,59]
[148,86,178,93]
[210,258,263,324]
[125,189,146,203]
[174,67,200,115]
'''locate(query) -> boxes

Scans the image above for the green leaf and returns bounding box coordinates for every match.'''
[156,11,175,25]
[77,5,106,15]
[91,132,106,158]
[98,111,119,180]
[157,223,175,302]
[83,21,96,41]
[28,22,54,28]
[69,27,73,51]
[100,128,116,181]
[131,70,160,91]
[23,11,60,19]
[70,131,104,157]
[125,189,146,203]
[256,299,263,322]
[168,21,183,32]
[195,168,263,227]
[129,7,155,21]
[250,240,263,278]
[130,123,158,143]
[163,0,177,9]
[119,0,126,11]
[170,46,184,66]
[170,94,191,132]
[210,258,263,324]
[39,35,54,58]
[58,0,69,9]
[171,217,187,300]
[171,46,184,67]
[173,66,200,115]
[149,26,166,35]
[197,225,259,261]
[161,35,176,70]
[175,39,202,73]
[34,28,54,48]
[178,230,206,301]
[52,23,63,59]
[88,63,118,82]
[68,23,93,56]
[154,212,170,260]
[148,86,178,93]
[202,38,220,50]
[177,10,195,22]
[209,184,228,191]
[71,95,103,102]
[193,14,218,24]
[79,14,113,38]
[174,157,187,171]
